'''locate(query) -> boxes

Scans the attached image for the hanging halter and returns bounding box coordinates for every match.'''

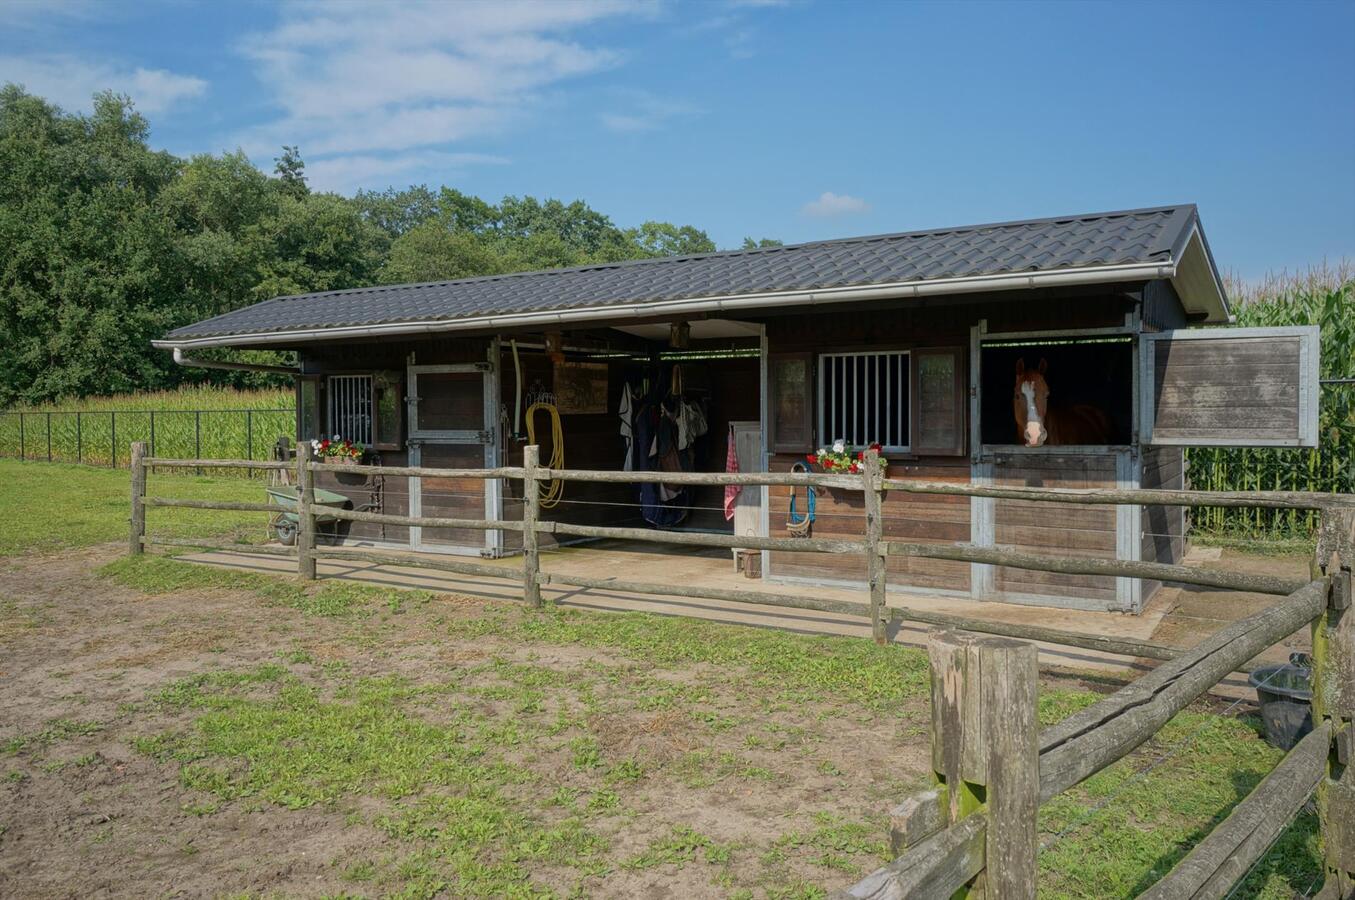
[786,461,816,538]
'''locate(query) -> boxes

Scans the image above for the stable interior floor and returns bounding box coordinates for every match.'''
[175,539,1311,700]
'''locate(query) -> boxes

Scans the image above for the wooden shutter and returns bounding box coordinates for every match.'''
[1140,326,1319,447]
[373,370,403,450]
[912,348,966,456]
[296,375,322,442]
[769,352,814,453]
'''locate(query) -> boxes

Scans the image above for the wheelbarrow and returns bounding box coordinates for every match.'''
[265,486,355,546]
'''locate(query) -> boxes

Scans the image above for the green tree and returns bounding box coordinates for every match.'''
[273,145,308,198]
[381,221,511,284]
[627,221,717,257]
[0,87,185,403]
[352,184,442,238]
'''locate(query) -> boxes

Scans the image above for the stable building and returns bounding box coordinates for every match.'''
[155,205,1319,613]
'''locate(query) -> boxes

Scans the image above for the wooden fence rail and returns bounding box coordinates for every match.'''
[126,441,1355,897]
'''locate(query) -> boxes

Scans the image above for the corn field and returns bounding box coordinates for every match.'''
[0,386,294,471]
[1187,266,1355,539]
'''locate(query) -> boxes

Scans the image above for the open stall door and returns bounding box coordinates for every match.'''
[1140,326,1320,447]
[407,363,498,556]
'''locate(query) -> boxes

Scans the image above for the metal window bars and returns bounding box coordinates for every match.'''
[326,374,374,445]
[818,350,910,450]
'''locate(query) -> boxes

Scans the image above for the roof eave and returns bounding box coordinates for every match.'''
[152,259,1176,351]
[1168,224,1231,324]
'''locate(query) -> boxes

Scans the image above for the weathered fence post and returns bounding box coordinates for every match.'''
[522,444,543,607]
[129,441,147,556]
[863,447,887,644]
[929,629,1039,899]
[296,440,316,580]
[1314,506,1355,899]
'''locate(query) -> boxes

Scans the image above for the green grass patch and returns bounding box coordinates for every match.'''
[448,604,931,711]
[1038,709,1320,899]
[98,555,438,617]
[0,460,273,556]
[137,663,607,896]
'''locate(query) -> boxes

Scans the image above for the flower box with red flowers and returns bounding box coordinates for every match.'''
[311,435,365,465]
[806,440,889,478]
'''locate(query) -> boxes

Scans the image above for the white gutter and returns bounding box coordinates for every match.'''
[171,347,298,375]
[153,260,1176,351]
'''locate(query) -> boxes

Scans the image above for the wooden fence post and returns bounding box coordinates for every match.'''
[522,444,542,607]
[129,441,147,556]
[863,447,887,644]
[297,441,316,580]
[1314,507,1355,898]
[929,629,1039,899]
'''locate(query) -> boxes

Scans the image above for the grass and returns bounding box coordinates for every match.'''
[0,460,279,556]
[83,556,1324,897]
[100,556,438,617]
[1038,710,1317,899]
[0,385,293,467]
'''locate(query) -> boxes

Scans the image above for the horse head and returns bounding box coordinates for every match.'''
[1014,358,1050,447]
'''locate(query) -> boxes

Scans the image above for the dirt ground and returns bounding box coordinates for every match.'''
[0,543,1319,899]
[0,545,940,899]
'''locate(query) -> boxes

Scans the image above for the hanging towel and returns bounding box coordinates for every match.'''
[723,426,741,521]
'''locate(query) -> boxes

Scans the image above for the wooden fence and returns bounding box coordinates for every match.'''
[126,441,1355,898]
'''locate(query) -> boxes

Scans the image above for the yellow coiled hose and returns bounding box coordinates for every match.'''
[525,401,564,508]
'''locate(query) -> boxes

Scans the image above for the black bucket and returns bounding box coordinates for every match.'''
[1248,653,1313,750]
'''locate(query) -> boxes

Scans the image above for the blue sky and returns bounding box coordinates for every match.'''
[3,0,1353,279]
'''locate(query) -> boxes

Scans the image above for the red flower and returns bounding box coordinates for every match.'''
[857,450,865,461]
[849,462,860,473]
[320,439,330,449]
[805,454,817,463]
[869,442,882,452]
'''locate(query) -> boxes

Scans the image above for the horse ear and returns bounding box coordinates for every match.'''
[1015,358,1025,377]
[1038,357,1048,375]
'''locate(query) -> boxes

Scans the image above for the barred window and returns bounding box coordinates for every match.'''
[327,374,373,445]
[818,351,910,451]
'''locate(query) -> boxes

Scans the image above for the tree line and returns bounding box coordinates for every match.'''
[0,87,779,405]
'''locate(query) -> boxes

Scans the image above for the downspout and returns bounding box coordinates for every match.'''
[170,346,299,375]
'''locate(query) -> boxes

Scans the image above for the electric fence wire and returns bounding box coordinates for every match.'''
[1298,863,1327,899]
[1219,784,1316,900]
[1038,661,1293,854]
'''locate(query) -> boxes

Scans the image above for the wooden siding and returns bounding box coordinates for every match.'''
[767,457,972,594]
[1149,335,1304,443]
[990,452,1120,605]
[1140,447,1186,600]
[1140,280,1189,333]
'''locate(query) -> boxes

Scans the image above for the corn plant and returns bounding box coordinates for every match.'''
[1187,266,1355,539]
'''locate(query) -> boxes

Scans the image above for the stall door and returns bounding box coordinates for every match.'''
[407,364,497,556]
[1140,326,1320,447]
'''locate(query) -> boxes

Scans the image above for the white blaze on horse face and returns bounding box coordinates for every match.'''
[1021,381,1046,446]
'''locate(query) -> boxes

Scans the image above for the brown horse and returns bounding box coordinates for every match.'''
[1013,358,1111,447]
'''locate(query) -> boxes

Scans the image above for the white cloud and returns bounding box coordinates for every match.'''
[306,150,509,194]
[236,0,656,177]
[599,91,700,133]
[0,0,104,29]
[0,54,206,114]
[802,191,871,218]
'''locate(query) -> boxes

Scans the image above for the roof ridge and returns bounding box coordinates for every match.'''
[268,204,1194,304]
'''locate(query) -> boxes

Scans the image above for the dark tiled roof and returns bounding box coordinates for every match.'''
[165,204,1205,342]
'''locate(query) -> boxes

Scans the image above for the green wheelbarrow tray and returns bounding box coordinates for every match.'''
[265,486,354,545]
